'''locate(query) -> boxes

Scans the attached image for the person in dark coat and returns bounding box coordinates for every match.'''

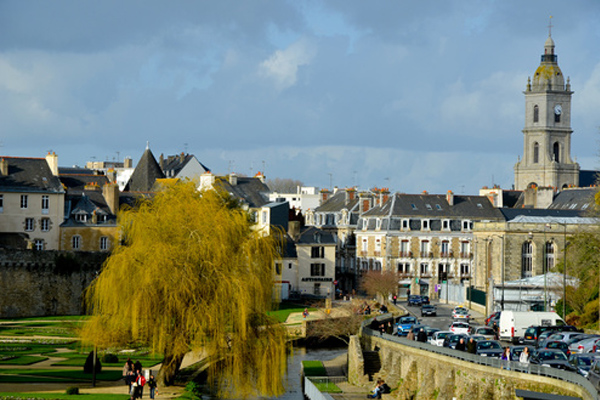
[467,337,477,354]
[417,328,427,343]
[455,338,466,351]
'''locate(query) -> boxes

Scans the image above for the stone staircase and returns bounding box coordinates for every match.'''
[362,350,381,381]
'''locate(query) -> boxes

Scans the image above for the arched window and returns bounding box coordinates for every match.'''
[533,105,539,123]
[533,142,539,163]
[544,241,555,272]
[521,241,533,278]
[555,110,561,123]
[553,142,560,162]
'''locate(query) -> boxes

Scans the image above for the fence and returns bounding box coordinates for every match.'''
[439,282,465,304]
[362,325,598,400]
[304,376,336,400]
[467,286,486,307]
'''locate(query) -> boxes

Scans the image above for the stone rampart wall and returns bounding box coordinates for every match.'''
[349,333,593,400]
[0,250,107,318]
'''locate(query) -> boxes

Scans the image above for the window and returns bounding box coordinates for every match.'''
[420,240,429,257]
[310,263,325,276]
[438,263,449,281]
[374,239,381,254]
[25,218,34,231]
[545,241,555,272]
[533,142,539,163]
[261,211,268,224]
[314,283,321,295]
[553,142,560,162]
[72,235,81,250]
[20,195,28,209]
[533,105,539,123]
[361,238,368,253]
[460,264,470,276]
[462,220,472,231]
[402,219,409,230]
[311,246,324,258]
[554,110,561,123]
[436,204,442,210]
[41,195,49,214]
[426,204,432,210]
[275,262,282,275]
[34,239,44,251]
[40,218,50,232]
[400,240,410,257]
[75,213,87,222]
[100,236,109,251]
[442,219,450,230]
[398,262,411,274]
[522,241,533,278]
[0,194,3,212]
[460,241,470,258]
[420,263,429,275]
[288,263,293,269]
[441,240,450,257]
[422,219,430,230]
[411,204,417,210]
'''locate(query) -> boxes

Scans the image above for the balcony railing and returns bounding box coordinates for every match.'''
[459,252,473,258]
[399,251,412,258]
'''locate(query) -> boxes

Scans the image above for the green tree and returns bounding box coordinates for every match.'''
[81,181,287,397]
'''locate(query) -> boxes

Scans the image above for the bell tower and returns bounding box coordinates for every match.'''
[514,29,579,191]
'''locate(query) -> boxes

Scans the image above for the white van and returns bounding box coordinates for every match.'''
[499,311,565,343]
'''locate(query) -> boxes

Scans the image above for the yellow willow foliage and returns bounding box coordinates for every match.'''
[80,181,287,397]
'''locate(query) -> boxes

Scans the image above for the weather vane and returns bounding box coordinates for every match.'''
[548,16,553,37]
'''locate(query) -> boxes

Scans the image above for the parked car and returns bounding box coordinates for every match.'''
[450,321,471,335]
[522,325,581,346]
[568,353,600,377]
[588,359,600,391]
[396,316,418,336]
[469,335,487,343]
[475,340,503,358]
[542,340,571,356]
[545,331,585,343]
[429,330,453,347]
[453,308,470,320]
[409,324,439,339]
[510,345,534,362]
[529,349,578,372]
[421,304,437,317]
[443,333,469,349]
[569,335,600,354]
[473,326,497,340]
[408,295,423,306]
[485,311,500,326]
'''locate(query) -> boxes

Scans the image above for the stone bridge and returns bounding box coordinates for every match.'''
[347,325,597,400]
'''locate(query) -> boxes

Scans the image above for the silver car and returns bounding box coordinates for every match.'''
[568,335,600,354]
[429,330,452,347]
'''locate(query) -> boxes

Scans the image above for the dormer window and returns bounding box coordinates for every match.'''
[402,219,409,230]
[442,219,450,231]
[376,219,381,230]
[411,204,417,210]
[422,219,430,230]
[426,204,432,210]
[75,213,87,222]
[462,220,472,231]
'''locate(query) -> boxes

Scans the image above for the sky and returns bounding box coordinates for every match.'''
[1,1,600,195]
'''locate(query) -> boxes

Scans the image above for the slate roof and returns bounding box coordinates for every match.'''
[499,208,584,221]
[124,148,165,192]
[215,176,271,208]
[363,193,504,219]
[314,190,359,213]
[296,226,336,245]
[548,187,596,212]
[279,233,298,258]
[0,157,64,194]
[161,153,210,177]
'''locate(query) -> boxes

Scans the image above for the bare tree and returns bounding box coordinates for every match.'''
[267,178,305,193]
[360,270,399,304]
[305,302,368,344]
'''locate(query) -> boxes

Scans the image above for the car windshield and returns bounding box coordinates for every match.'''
[400,317,416,324]
[575,357,594,366]
[436,332,450,339]
[478,341,501,350]
[423,305,434,309]
[453,323,468,328]
[539,351,567,361]
[547,342,566,349]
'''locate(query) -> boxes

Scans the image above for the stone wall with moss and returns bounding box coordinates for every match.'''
[0,250,107,318]
[349,334,591,400]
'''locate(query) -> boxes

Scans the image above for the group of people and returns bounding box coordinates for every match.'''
[406,327,428,343]
[367,378,390,399]
[123,358,158,399]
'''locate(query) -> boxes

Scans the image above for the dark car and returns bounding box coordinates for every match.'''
[443,333,469,349]
[408,295,422,306]
[421,295,430,305]
[510,345,534,362]
[568,353,600,377]
[475,340,503,358]
[530,349,578,372]
[543,340,571,356]
[421,304,437,317]
[410,324,439,338]
[522,325,581,346]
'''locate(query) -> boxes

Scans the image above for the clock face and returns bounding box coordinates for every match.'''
[554,104,562,115]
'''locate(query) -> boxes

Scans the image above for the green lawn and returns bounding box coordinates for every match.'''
[267,302,317,323]
[0,355,48,365]
[302,360,327,376]
[313,380,342,393]
[0,369,123,381]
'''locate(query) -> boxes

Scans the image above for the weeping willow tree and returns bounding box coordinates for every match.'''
[80,181,288,397]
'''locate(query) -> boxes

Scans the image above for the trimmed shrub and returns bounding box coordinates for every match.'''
[66,386,80,394]
[101,353,119,363]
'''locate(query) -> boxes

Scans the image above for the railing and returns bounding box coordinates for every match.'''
[304,376,335,400]
[362,325,598,400]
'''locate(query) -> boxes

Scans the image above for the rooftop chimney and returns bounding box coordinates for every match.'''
[447,190,454,206]
[103,182,120,214]
[45,152,59,176]
[229,173,238,186]
[0,158,8,176]
[124,157,133,168]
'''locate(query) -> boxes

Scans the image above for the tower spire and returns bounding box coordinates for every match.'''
[548,15,553,37]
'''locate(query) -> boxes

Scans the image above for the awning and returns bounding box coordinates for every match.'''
[419,279,430,285]
[398,279,412,285]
